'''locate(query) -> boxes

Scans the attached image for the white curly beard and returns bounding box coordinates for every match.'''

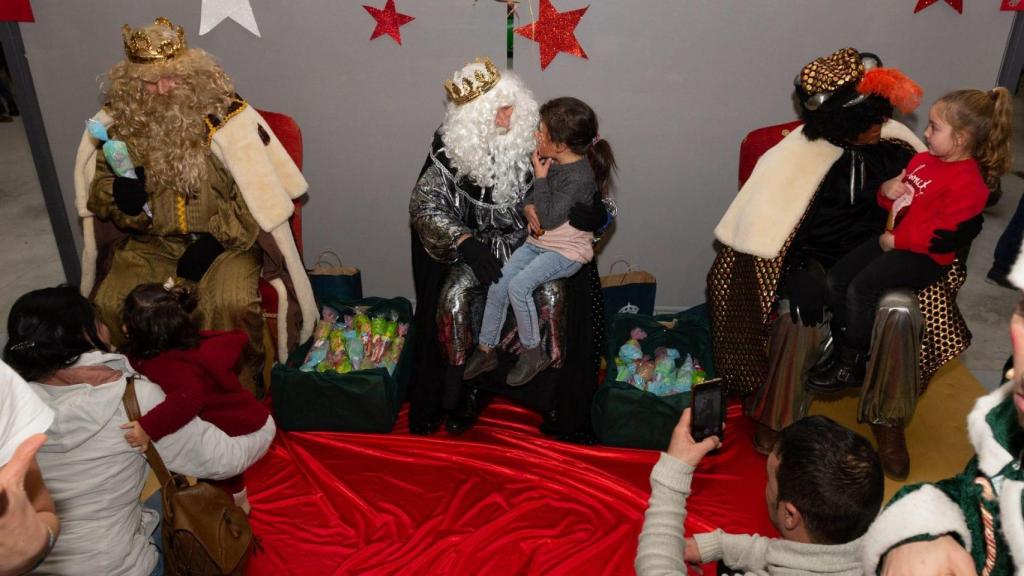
[440,73,539,204]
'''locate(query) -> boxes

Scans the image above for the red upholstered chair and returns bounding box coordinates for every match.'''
[255,110,305,364]
[738,121,802,188]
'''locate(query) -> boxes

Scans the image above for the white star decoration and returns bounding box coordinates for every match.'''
[199,0,261,37]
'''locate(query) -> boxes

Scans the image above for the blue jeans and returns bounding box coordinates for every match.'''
[478,243,582,349]
[144,490,165,576]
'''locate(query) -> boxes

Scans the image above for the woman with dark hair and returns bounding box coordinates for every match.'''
[3,285,276,576]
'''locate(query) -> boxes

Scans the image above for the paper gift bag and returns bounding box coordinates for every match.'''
[307,251,362,307]
[600,260,656,321]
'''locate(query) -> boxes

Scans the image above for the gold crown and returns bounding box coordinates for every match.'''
[444,57,501,106]
[122,17,187,64]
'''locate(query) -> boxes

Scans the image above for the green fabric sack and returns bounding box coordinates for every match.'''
[271,297,413,433]
[592,304,715,450]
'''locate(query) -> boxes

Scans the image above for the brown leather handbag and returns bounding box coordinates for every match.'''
[123,376,254,576]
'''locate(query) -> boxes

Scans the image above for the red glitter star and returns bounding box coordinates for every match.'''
[914,0,963,14]
[363,0,414,45]
[515,0,588,70]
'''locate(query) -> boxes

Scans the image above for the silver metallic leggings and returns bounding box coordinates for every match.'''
[749,290,923,430]
[436,263,567,367]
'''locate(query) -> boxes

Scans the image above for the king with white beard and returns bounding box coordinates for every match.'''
[409,58,606,438]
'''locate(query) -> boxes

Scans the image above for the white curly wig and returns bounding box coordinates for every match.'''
[440,64,539,204]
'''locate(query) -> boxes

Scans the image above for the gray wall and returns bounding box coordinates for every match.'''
[19,1,1014,309]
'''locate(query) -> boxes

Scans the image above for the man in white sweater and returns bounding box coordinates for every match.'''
[636,410,883,575]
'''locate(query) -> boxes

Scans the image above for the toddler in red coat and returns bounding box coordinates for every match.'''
[120,281,271,513]
[809,87,1013,393]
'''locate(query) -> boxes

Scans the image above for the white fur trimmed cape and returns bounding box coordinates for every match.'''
[714,120,926,259]
[73,104,316,360]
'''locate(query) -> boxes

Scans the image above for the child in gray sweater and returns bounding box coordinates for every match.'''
[636,413,883,576]
[464,97,616,387]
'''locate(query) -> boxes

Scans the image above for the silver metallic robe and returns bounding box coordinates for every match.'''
[410,136,567,367]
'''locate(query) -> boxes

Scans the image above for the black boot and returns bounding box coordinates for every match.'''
[806,345,866,393]
[445,387,490,435]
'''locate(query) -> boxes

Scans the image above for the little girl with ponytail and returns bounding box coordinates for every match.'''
[810,87,1013,393]
[465,96,617,387]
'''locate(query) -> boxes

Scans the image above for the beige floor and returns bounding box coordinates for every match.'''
[811,359,985,501]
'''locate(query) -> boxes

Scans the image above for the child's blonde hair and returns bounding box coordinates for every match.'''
[936,87,1013,187]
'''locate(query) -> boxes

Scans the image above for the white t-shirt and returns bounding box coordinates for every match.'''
[0,360,54,466]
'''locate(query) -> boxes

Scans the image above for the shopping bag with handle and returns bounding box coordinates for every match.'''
[600,260,656,321]
[307,251,362,307]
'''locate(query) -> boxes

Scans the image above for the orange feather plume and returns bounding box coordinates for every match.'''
[857,68,923,114]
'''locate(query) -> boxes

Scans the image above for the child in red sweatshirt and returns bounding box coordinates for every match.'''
[809,88,1013,393]
[120,281,271,513]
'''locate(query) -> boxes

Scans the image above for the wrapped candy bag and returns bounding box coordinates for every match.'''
[325,328,351,372]
[631,359,656,390]
[300,307,340,372]
[344,328,363,370]
[615,327,647,383]
[368,315,390,364]
[653,347,680,384]
[87,119,152,219]
[87,119,137,178]
[383,323,408,375]
[353,311,372,351]
[675,354,695,391]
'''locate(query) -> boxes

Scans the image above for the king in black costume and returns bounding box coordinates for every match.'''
[408,58,606,438]
[709,48,982,478]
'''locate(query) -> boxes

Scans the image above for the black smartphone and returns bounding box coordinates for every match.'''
[691,378,725,443]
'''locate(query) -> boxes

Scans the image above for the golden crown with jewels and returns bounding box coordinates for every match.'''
[444,57,501,106]
[122,17,187,64]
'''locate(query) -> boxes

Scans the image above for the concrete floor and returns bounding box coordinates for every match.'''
[0,93,1022,388]
[0,115,64,349]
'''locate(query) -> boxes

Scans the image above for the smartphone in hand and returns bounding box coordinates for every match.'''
[691,378,725,444]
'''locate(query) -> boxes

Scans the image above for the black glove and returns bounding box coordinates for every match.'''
[781,267,828,327]
[112,166,148,216]
[176,234,225,281]
[457,237,502,285]
[568,195,608,233]
[929,213,983,254]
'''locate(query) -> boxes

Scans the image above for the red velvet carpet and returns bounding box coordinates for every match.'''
[245,400,776,575]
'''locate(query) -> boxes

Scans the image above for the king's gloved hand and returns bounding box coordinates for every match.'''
[781,266,828,327]
[458,237,502,285]
[176,234,225,281]
[112,166,148,216]
[929,214,983,254]
[568,195,609,233]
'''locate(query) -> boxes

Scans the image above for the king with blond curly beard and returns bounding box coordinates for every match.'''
[75,18,316,393]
